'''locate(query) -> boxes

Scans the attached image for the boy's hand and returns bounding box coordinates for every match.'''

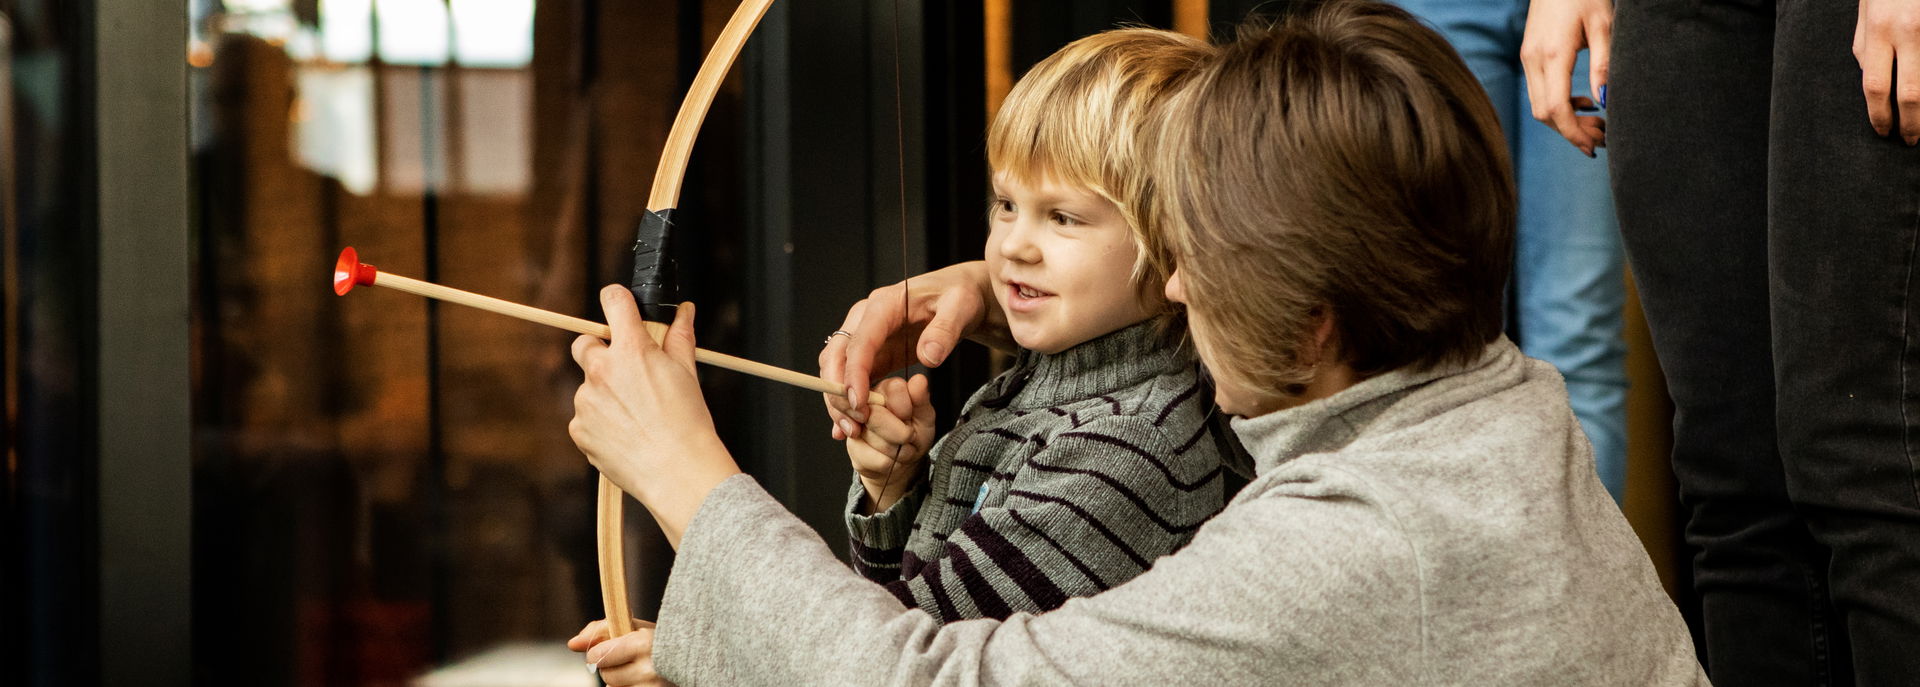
[568,618,673,687]
[844,375,935,512]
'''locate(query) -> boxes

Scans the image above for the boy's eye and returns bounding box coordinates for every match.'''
[1050,211,1079,227]
[989,198,1016,216]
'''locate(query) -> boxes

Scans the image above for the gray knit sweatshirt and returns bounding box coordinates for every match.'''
[653,338,1708,685]
[845,320,1233,623]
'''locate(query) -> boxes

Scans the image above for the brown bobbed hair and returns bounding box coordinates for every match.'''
[1154,0,1516,401]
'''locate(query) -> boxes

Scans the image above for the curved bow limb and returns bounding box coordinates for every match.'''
[598,0,780,643]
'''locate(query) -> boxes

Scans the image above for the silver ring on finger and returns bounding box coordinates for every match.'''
[824,330,853,346]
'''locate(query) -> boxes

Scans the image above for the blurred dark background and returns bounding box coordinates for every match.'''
[3,1,1686,685]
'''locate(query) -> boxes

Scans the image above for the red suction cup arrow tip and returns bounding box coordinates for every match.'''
[332,247,378,296]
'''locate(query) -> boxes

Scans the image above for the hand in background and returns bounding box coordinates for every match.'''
[844,375,935,513]
[1522,0,1614,156]
[1855,0,1920,144]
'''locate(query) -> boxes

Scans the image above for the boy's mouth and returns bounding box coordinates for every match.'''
[1006,280,1055,313]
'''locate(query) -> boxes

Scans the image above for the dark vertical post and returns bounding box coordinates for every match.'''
[416,61,450,663]
[6,1,103,683]
[919,0,989,430]
[93,0,192,684]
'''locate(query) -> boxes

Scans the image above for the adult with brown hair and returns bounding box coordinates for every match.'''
[564,2,1705,684]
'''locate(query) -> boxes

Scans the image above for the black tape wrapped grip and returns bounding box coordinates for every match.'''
[629,208,680,324]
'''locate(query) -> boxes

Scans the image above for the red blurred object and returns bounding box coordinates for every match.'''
[332,247,378,296]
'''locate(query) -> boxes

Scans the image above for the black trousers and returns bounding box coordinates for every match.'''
[1611,0,1920,684]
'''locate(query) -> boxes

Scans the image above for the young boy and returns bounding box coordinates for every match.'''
[834,28,1234,624]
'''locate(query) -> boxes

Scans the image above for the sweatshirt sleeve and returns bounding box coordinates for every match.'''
[881,415,1225,623]
[845,475,928,583]
[652,473,1428,686]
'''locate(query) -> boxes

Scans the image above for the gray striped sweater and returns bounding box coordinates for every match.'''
[844,320,1236,623]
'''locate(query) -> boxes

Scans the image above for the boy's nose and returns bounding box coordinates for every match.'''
[996,222,1043,264]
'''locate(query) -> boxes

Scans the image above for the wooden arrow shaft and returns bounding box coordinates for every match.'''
[369,271,887,406]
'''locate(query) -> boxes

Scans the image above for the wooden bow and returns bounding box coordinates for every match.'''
[598,0,780,643]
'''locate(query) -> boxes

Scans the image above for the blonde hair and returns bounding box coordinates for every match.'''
[987,28,1210,308]
[1155,2,1516,404]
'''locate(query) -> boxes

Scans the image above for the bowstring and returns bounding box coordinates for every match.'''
[872,0,914,517]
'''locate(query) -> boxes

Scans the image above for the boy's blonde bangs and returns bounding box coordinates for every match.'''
[986,29,1209,300]
[986,72,1111,197]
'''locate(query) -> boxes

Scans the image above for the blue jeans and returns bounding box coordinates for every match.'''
[1395,0,1630,502]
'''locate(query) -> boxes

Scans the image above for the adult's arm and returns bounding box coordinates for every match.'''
[820,261,1009,439]
[651,475,1423,686]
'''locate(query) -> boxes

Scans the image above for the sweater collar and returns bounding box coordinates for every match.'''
[1227,337,1523,475]
[987,319,1187,410]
